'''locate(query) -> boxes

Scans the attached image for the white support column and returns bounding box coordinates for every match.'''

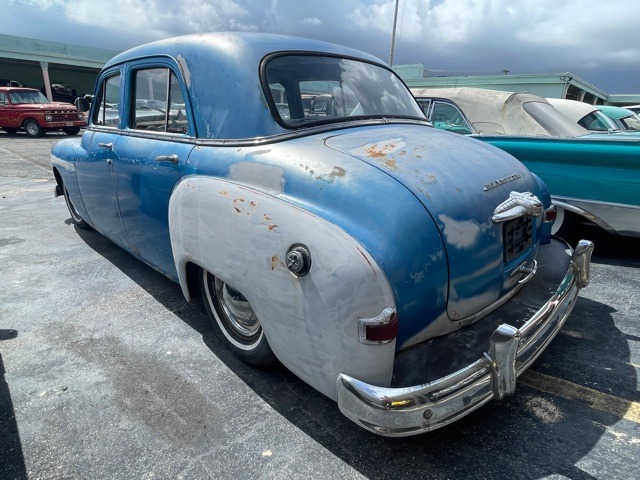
[40,61,53,101]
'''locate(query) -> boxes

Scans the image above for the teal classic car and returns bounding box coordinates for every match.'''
[412,87,640,238]
[597,105,640,132]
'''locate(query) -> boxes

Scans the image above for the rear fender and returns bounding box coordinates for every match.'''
[168,176,397,400]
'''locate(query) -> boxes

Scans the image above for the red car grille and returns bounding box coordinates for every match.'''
[50,111,80,122]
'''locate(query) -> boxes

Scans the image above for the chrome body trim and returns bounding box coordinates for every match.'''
[336,239,594,437]
[554,196,640,237]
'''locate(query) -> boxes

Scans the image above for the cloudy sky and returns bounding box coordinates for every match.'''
[5,0,640,93]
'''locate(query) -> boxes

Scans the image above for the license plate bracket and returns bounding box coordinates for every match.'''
[504,216,532,262]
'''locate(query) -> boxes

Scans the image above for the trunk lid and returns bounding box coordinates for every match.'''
[325,124,543,321]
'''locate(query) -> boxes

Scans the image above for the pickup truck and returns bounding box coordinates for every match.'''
[0,86,86,137]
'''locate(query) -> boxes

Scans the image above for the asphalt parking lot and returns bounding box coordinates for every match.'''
[1,131,639,479]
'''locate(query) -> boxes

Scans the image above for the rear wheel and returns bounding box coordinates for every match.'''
[63,126,81,136]
[200,269,277,367]
[63,185,92,230]
[23,119,44,137]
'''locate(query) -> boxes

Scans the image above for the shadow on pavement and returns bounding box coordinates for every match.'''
[74,224,637,479]
[0,330,28,480]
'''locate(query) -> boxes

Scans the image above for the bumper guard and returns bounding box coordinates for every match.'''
[336,239,594,437]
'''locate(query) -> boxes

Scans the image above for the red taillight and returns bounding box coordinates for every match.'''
[365,312,398,343]
[544,205,557,223]
[359,308,398,344]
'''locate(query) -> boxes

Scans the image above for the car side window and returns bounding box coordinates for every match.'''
[0,92,6,105]
[578,112,615,132]
[415,99,431,117]
[132,68,188,134]
[431,101,473,134]
[93,74,121,127]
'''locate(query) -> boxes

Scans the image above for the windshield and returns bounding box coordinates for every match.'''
[264,55,424,128]
[620,114,640,131]
[8,90,50,105]
[522,101,588,137]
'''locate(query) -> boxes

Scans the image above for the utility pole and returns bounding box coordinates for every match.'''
[389,0,400,66]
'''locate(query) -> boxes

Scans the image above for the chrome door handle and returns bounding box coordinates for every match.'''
[98,142,113,149]
[155,154,178,164]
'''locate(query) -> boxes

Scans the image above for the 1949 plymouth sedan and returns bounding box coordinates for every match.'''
[51,33,593,436]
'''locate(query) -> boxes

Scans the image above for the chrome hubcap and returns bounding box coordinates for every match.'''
[214,278,260,338]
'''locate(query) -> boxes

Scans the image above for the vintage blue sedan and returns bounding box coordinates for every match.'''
[51,33,593,436]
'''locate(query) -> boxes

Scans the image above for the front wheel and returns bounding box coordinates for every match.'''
[63,126,81,136]
[63,185,92,230]
[23,119,44,137]
[200,269,277,367]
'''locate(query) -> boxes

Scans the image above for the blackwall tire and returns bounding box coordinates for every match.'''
[63,185,92,230]
[200,269,277,367]
[23,119,44,137]
[63,126,81,136]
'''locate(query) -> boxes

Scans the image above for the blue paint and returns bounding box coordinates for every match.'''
[52,32,553,353]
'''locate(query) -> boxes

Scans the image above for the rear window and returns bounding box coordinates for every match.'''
[263,55,424,128]
[522,101,587,137]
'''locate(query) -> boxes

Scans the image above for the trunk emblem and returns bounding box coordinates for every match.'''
[484,173,522,191]
[492,191,543,223]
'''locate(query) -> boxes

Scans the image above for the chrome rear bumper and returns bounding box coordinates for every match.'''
[337,239,594,437]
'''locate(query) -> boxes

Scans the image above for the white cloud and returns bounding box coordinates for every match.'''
[4,0,640,92]
[302,17,323,26]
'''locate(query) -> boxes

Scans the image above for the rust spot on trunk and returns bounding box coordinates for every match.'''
[268,224,278,231]
[366,145,386,158]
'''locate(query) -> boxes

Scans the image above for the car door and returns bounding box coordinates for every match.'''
[76,72,130,249]
[111,64,194,279]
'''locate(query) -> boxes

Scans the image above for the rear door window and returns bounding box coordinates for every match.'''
[131,68,188,134]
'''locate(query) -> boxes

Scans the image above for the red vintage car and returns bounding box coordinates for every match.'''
[0,87,86,137]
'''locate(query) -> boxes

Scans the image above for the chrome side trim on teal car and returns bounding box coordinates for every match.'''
[554,197,640,238]
[336,239,594,437]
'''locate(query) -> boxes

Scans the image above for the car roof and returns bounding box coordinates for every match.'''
[100,32,387,140]
[410,87,580,136]
[105,32,383,69]
[545,98,598,122]
[0,87,40,93]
